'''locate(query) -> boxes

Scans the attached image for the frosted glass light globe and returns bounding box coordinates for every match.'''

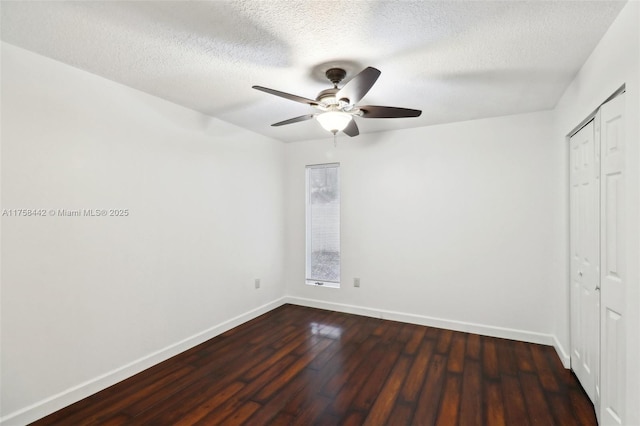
[317,111,351,133]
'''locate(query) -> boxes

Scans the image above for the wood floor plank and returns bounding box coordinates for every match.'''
[240,371,310,425]
[513,340,536,373]
[435,373,462,426]
[330,342,387,416]
[548,393,580,426]
[290,395,331,425]
[191,354,299,425]
[308,339,342,370]
[38,364,195,426]
[95,414,130,426]
[568,388,598,426]
[400,339,434,403]
[496,338,518,376]
[340,411,366,426]
[160,382,244,424]
[459,360,482,426]
[447,332,466,373]
[436,329,453,354]
[280,369,321,417]
[253,336,333,402]
[482,336,500,380]
[393,322,414,346]
[501,373,530,426]
[424,325,441,340]
[319,336,378,397]
[388,403,414,425]
[249,368,319,424]
[484,381,506,426]
[219,401,261,425]
[466,333,481,360]
[311,341,361,395]
[379,320,403,345]
[31,305,596,426]
[362,354,412,425]
[403,324,426,355]
[530,343,561,392]
[267,412,295,426]
[351,343,402,411]
[519,372,555,425]
[413,353,447,425]
[123,345,276,424]
[241,331,306,381]
[144,380,246,425]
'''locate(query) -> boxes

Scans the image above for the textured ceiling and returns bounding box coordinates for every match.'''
[1,1,626,143]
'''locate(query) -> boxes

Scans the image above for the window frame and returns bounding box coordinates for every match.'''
[305,163,341,288]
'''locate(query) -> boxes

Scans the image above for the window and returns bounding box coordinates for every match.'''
[306,163,340,288]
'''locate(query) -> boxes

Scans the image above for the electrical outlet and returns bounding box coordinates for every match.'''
[254,278,260,289]
[354,278,360,288]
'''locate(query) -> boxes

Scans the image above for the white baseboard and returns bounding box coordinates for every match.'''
[284,296,565,357]
[0,297,287,426]
[552,334,571,368]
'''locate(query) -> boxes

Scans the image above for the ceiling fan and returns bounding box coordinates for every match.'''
[252,66,422,137]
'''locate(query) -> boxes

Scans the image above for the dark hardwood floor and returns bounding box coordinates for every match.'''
[32,304,596,425]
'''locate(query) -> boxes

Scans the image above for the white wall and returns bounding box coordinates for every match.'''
[284,110,562,345]
[0,43,285,424]
[553,1,640,423]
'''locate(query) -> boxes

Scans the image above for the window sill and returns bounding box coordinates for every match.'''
[305,280,340,289]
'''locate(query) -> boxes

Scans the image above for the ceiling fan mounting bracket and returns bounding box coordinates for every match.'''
[325,68,347,86]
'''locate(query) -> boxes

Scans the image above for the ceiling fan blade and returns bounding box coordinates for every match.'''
[271,114,315,127]
[336,67,381,104]
[359,106,422,118]
[342,119,359,137]
[252,86,319,106]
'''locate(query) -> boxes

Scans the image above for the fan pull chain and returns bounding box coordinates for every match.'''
[332,130,337,147]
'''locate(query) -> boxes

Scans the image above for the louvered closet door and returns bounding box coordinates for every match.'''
[569,119,600,404]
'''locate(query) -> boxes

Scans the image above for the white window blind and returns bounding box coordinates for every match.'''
[306,163,340,288]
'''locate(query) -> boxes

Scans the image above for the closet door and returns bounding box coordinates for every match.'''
[600,93,626,426]
[569,119,600,403]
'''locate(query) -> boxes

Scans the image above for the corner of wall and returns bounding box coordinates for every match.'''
[0,297,287,426]
[552,334,571,368]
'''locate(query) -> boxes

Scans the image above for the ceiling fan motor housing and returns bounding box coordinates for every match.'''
[316,88,339,105]
[325,68,347,86]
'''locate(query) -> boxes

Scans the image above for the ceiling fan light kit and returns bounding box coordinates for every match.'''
[252,66,422,140]
[317,111,352,133]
